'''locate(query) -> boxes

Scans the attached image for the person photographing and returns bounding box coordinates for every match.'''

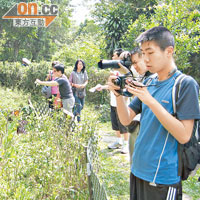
[107,26,200,200]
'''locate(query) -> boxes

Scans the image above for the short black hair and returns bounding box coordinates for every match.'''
[130,47,142,57]
[136,26,175,51]
[113,48,124,57]
[54,64,65,74]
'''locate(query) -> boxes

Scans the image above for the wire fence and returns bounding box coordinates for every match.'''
[29,99,108,200]
[86,136,108,200]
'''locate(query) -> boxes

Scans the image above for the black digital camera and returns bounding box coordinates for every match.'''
[112,73,133,97]
[98,54,133,97]
[113,74,128,89]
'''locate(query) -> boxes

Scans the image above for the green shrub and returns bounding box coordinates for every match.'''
[0,94,99,199]
[0,61,110,105]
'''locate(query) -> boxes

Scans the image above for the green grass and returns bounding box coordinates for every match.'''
[182,171,200,200]
[98,144,130,199]
[96,121,130,200]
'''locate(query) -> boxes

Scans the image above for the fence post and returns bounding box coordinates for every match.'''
[84,145,93,200]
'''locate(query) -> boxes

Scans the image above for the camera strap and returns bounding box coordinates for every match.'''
[144,73,158,86]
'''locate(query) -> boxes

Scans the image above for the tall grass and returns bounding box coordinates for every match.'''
[0,87,99,199]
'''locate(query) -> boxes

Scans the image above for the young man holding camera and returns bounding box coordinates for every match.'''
[108,26,200,199]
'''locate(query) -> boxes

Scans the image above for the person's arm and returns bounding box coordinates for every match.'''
[73,82,86,88]
[35,79,59,87]
[78,71,89,88]
[45,74,50,81]
[96,84,109,91]
[69,73,74,87]
[116,62,130,74]
[82,80,88,88]
[115,95,137,126]
[125,82,194,144]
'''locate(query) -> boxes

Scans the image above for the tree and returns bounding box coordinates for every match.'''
[122,0,200,71]
[92,0,156,57]
[52,19,106,68]
[0,0,72,62]
[52,33,104,69]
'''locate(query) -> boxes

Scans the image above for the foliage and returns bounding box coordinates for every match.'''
[183,52,200,85]
[92,0,132,56]
[0,87,29,111]
[92,0,157,56]
[85,66,110,105]
[182,171,200,200]
[97,122,130,200]
[75,19,102,39]
[0,61,50,95]
[0,88,100,199]
[0,61,111,105]
[0,30,7,55]
[52,30,105,68]
[122,0,200,71]
[0,0,72,62]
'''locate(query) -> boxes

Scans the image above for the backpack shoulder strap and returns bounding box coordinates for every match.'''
[171,73,187,178]
[172,73,200,179]
[172,74,187,116]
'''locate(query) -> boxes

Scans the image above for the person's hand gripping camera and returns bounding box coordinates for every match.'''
[125,79,155,106]
[107,71,122,97]
[107,71,154,106]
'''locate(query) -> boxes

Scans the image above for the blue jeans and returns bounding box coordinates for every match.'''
[73,95,85,122]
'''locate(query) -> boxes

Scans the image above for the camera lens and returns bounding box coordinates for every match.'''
[113,77,121,86]
[98,60,120,69]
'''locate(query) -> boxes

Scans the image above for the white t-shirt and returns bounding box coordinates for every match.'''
[110,91,130,107]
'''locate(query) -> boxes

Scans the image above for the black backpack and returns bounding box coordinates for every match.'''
[172,74,200,180]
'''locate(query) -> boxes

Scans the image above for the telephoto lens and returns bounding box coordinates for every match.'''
[98,60,120,69]
[98,59,132,70]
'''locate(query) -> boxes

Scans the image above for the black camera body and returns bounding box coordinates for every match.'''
[98,54,133,97]
[112,73,133,97]
[113,74,127,89]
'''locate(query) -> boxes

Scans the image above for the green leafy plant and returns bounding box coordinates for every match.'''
[0,87,101,199]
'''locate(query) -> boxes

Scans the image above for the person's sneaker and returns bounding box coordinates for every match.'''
[121,143,129,154]
[108,141,123,149]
